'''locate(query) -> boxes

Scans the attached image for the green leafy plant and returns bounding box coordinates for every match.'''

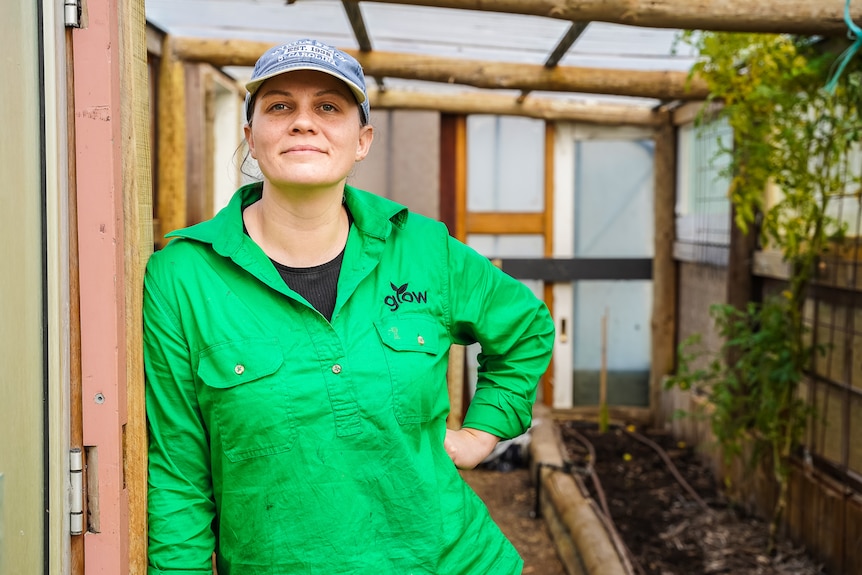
[668,31,861,552]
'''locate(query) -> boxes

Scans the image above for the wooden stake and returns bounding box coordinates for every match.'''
[599,307,609,433]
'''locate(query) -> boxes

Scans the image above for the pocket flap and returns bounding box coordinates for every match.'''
[374,316,439,354]
[197,337,284,388]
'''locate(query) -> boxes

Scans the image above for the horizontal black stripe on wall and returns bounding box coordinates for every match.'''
[497,258,653,282]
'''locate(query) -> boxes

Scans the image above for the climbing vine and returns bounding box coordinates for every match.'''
[667,32,862,551]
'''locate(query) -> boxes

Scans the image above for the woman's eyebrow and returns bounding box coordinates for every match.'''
[259,88,350,99]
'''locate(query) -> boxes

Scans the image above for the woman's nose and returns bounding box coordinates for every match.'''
[290,107,316,132]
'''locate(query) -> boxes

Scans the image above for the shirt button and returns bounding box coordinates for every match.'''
[234,364,245,375]
[331,364,342,374]
[417,335,425,346]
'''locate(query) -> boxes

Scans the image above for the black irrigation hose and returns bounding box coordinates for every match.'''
[532,461,572,520]
[622,428,714,515]
[533,424,714,575]
[568,429,645,575]
[567,428,612,520]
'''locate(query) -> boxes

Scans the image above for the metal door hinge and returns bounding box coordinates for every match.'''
[64,0,81,28]
[70,449,84,535]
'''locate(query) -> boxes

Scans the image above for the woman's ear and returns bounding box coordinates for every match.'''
[244,123,256,159]
[355,124,374,162]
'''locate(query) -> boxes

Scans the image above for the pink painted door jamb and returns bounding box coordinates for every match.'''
[72,0,130,571]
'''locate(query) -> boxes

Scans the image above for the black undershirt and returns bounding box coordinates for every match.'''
[271,250,344,321]
[243,207,352,322]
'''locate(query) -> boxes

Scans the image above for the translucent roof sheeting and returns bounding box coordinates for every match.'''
[145,0,698,107]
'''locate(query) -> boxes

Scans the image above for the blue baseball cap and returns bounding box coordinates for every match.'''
[244,39,370,125]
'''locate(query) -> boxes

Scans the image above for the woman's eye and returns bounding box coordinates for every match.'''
[320,103,337,113]
[270,103,288,111]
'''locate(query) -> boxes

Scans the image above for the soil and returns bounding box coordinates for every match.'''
[461,467,566,575]
[462,422,827,575]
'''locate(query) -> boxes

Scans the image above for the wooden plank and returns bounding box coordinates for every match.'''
[203,71,217,221]
[845,495,862,575]
[121,1,154,573]
[184,65,206,226]
[439,115,458,232]
[440,115,469,427]
[551,406,653,426]
[171,37,707,101]
[650,115,677,426]
[542,123,555,407]
[361,0,855,35]
[66,29,86,575]
[454,115,467,243]
[156,36,187,245]
[145,22,162,57]
[465,212,544,235]
[725,201,759,370]
[671,100,723,126]
[370,89,662,125]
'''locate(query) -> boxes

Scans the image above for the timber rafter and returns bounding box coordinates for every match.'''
[171,36,707,102]
[356,0,854,35]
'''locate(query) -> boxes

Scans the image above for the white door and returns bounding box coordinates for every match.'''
[552,125,655,409]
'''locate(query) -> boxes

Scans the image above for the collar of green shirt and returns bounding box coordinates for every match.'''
[165,181,410,259]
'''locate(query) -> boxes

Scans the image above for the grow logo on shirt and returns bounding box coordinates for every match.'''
[384,281,428,312]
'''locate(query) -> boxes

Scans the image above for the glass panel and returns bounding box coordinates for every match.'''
[574,140,654,257]
[571,139,654,407]
[467,115,545,212]
[572,281,652,406]
[675,119,732,246]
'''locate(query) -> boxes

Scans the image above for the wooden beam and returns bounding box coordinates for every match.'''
[358,0,854,35]
[650,114,677,427]
[170,37,708,101]
[466,212,545,234]
[156,36,187,245]
[352,50,706,101]
[369,89,662,125]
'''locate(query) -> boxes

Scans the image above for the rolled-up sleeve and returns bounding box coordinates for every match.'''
[144,262,216,574]
[444,235,555,439]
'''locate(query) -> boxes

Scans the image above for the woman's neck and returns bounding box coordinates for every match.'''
[244,184,349,268]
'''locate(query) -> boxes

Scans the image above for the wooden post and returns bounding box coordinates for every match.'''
[650,115,677,427]
[121,0,153,572]
[441,115,469,428]
[542,122,555,406]
[156,36,187,245]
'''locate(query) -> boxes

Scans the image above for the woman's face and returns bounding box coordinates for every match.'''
[244,70,373,193]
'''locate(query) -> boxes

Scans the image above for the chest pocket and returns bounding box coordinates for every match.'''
[197,338,296,462]
[375,315,446,424]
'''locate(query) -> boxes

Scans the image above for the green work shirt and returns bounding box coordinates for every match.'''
[144,182,555,575]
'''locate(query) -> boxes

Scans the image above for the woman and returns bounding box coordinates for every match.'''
[144,38,554,574]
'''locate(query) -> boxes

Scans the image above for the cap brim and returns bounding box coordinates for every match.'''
[245,64,367,105]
